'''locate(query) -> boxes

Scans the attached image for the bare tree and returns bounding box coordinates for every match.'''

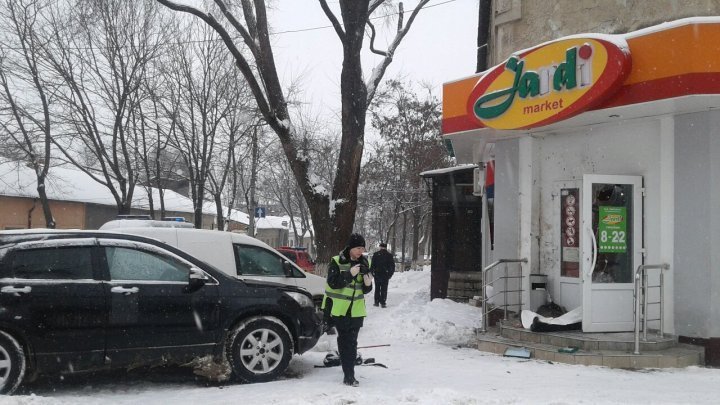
[364,79,450,264]
[0,0,56,227]
[206,96,254,230]
[43,0,168,214]
[157,0,430,265]
[158,20,243,228]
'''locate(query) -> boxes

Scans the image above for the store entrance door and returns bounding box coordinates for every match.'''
[581,175,643,332]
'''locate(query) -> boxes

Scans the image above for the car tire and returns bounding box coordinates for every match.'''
[0,331,26,395]
[226,317,293,383]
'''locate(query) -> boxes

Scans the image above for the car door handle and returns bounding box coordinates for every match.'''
[110,286,139,295]
[0,286,32,295]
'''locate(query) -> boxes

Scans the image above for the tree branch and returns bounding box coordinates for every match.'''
[368,0,386,15]
[156,0,273,123]
[365,0,429,104]
[366,20,387,56]
[214,0,260,59]
[319,0,345,41]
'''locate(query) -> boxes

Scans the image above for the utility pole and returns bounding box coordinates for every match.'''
[248,125,259,237]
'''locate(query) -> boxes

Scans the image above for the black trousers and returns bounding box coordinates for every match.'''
[334,317,361,380]
[374,277,389,305]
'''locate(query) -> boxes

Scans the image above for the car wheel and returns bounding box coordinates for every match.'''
[0,331,26,395]
[226,317,293,383]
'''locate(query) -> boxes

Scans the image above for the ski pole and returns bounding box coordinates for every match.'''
[357,344,391,349]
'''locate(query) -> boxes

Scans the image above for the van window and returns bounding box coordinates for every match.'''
[233,244,286,277]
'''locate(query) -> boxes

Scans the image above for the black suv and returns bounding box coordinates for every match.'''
[0,230,322,394]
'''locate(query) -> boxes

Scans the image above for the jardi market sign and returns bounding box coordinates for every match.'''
[468,36,632,130]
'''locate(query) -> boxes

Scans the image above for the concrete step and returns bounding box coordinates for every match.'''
[449,271,483,282]
[476,327,704,369]
[446,287,481,299]
[500,323,677,352]
[448,280,481,289]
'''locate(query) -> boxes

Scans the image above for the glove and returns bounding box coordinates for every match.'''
[358,264,371,275]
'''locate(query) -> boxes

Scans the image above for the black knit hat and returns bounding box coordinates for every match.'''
[347,233,366,249]
[379,242,387,248]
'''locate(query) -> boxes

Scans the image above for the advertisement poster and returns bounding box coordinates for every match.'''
[598,206,627,253]
[560,188,580,277]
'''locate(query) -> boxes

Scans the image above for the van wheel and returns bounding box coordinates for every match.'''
[226,317,293,383]
[0,331,26,395]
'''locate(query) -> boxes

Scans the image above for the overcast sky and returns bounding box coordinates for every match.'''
[267,0,479,130]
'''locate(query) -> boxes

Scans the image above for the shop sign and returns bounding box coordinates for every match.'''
[467,37,631,130]
[598,206,627,253]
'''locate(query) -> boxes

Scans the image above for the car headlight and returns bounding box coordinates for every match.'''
[285,291,314,308]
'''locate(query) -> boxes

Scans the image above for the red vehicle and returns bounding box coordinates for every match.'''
[278,246,316,273]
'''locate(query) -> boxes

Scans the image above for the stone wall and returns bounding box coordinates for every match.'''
[490,0,720,64]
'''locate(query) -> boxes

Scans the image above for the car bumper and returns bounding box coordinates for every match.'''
[296,308,323,354]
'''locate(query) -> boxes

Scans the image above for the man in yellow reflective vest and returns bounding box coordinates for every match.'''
[322,233,373,387]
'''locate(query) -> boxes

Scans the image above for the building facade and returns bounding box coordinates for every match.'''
[443,6,720,364]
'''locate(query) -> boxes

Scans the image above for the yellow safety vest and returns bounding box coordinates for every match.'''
[322,256,368,318]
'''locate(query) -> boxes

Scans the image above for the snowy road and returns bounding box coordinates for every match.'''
[4,269,719,404]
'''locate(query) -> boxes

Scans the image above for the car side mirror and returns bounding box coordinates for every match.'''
[188,267,209,289]
[282,261,295,277]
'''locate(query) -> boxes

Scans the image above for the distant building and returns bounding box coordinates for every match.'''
[0,163,248,231]
[255,215,315,258]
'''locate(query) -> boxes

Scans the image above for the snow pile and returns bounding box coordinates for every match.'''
[358,268,482,346]
[312,268,481,352]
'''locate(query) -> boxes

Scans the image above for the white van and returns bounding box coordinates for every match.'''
[100,220,326,304]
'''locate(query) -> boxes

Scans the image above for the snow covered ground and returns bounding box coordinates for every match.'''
[4,268,720,404]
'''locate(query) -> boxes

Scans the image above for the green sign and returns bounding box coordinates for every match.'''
[598,206,627,253]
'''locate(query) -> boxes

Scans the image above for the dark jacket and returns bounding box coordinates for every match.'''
[324,249,373,327]
[370,248,395,280]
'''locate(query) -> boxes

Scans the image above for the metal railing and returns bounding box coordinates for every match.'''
[633,263,670,355]
[480,258,527,333]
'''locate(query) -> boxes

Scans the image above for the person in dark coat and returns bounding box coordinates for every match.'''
[321,233,373,387]
[370,242,395,308]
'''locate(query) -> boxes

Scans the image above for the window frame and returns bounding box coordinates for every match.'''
[0,238,99,282]
[97,239,219,285]
[233,243,299,277]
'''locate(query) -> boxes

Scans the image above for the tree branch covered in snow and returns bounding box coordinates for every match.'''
[366,0,429,104]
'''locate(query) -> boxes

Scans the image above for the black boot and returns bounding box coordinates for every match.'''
[343,376,359,387]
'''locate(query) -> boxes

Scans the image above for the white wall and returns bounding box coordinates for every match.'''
[674,110,720,338]
[492,139,525,311]
[492,111,720,339]
[535,119,666,309]
[494,117,673,324]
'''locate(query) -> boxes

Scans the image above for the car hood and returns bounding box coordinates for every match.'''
[241,278,309,296]
[302,272,327,296]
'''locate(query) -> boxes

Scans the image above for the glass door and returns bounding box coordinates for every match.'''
[581,174,643,332]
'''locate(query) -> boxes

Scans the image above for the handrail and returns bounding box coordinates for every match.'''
[481,258,527,333]
[633,263,670,355]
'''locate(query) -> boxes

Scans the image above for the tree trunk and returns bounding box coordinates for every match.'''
[214,193,224,230]
[327,0,369,260]
[401,210,408,271]
[412,205,420,264]
[37,183,55,229]
[146,187,155,219]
